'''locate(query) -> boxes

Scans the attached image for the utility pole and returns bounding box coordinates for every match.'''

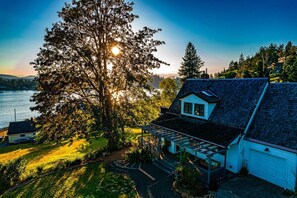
[14,109,16,122]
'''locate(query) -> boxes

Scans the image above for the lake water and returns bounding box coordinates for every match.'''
[0,90,39,129]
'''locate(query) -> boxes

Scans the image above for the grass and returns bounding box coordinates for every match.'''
[1,163,138,198]
[124,127,149,144]
[0,138,108,178]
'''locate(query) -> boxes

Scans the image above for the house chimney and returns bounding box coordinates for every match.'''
[201,68,209,79]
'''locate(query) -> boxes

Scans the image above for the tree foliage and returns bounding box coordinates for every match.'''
[0,158,25,194]
[178,42,204,83]
[159,78,178,107]
[217,41,297,82]
[31,0,167,148]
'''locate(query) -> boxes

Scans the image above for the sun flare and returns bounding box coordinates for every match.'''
[111,46,120,56]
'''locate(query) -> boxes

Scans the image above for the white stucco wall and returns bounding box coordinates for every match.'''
[8,132,36,143]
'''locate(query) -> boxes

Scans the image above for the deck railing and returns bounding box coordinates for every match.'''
[139,135,226,186]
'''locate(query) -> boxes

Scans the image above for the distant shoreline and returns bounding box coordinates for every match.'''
[0,89,36,91]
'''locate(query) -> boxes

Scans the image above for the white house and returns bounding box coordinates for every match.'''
[142,78,297,190]
[8,121,36,143]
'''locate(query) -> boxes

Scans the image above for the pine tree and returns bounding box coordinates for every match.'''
[239,53,245,66]
[178,42,204,82]
[31,0,167,148]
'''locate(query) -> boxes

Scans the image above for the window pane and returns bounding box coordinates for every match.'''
[194,104,205,116]
[184,102,192,114]
[199,104,204,116]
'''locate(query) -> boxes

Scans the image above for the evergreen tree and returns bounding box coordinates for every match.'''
[287,58,297,82]
[178,42,204,82]
[239,53,245,65]
[31,0,167,148]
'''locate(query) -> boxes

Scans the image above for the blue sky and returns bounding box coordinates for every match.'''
[1,0,297,76]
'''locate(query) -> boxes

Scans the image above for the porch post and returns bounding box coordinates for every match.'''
[179,146,182,163]
[224,150,227,177]
[158,136,161,157]
[207,156,211,186]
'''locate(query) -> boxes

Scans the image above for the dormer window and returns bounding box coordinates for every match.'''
[184,102,193,114]
[179,92,220,120]
[194,104,204,116]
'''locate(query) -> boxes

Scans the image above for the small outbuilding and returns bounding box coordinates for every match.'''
[8,121,36,143]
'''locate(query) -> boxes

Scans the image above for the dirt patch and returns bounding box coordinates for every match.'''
[103,147,129,162]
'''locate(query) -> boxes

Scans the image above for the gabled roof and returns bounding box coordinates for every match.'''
[169,78,268,129]
[245,83,297,151]
[179,91,221,103]
[152,113,243,147]
[8,121,36,135]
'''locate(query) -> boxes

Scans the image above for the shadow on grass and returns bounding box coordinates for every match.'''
[2,163,137,198]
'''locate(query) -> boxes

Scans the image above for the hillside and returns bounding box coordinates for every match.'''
[215,41,297,82]
[0,74,36,80]
[0,74,37,90]
[0,129,142,197]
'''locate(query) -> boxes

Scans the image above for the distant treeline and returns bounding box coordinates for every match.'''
[215,41,297,82]
[0,78,37,90]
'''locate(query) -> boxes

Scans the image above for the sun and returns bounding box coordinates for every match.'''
[111,46,120,56]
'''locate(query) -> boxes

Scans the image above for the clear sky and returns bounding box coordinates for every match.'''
[1,0,297,76]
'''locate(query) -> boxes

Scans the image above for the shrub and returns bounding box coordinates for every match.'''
[239,161,249,176]
[125,147,153,163]
[36,166,43,175]
[0,158,26,194]
[83,147,108,162]
[175,165,208,197]
[162,140,171,154]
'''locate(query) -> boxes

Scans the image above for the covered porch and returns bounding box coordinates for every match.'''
[139,124,228,186]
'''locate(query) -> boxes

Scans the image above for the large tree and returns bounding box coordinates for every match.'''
[178,42,204,82]
[159,78,178,107]
[31,0,167,148]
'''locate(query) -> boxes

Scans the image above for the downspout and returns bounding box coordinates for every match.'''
[237,81,269,169]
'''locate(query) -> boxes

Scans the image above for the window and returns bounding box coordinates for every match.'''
[183,102,193,114]
[194,104,205,116]
[20,134,25,137]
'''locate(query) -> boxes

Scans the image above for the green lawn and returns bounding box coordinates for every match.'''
[0,138,108,178]
[1,163,138,198]
[124,127,149,144]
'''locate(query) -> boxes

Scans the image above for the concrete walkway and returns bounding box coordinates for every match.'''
[112,162,181,198]
[217,175,287,198]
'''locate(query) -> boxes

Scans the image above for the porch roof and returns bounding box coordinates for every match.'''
[151,113,243,147]
[142,124,228,157]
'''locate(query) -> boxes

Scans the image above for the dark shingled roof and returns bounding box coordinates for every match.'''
[245,83,297,150]
[8,121,36,135]
[169,78,268,129]
[152,113,243,147]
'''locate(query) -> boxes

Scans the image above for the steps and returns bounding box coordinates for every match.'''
[153,157,177,174]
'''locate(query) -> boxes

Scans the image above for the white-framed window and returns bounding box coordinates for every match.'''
[194,104,205,116]
[182,102,205,118]
[183,102,193,114]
